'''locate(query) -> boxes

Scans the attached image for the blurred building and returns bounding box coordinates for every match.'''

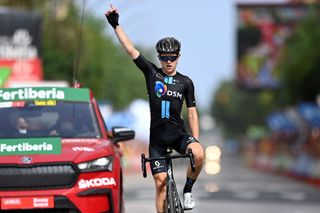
[235,1,318,90]
[0,7,43,88]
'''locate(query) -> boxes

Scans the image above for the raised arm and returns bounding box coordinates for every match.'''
[105,5,139,60]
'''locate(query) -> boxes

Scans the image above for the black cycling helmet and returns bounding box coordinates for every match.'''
[156,37,181,54]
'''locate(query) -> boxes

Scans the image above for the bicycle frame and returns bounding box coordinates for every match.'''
[166,158,183,213]
[141,148,195,213]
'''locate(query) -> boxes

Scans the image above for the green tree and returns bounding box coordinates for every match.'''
[211,7,320,140]
[211,81,275,138]
[0,0,149,109]
[276,7,320,106]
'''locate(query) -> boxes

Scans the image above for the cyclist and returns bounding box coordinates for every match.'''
[105,5,204,212]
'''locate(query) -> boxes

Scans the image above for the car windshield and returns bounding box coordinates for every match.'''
[0,101,102,138]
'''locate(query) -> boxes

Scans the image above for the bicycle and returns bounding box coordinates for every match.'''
[141,148,196,213]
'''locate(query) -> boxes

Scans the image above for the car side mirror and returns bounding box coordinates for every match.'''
[111,127,135,143]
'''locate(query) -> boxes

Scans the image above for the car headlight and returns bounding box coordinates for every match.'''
[77,156,113,172]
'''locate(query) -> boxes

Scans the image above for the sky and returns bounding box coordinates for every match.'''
[87,0,287,111]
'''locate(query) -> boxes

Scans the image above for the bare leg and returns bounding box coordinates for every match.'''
[153,172,167,212]
[186,142,204,183]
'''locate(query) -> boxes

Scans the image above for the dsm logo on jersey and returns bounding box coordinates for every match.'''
[155,81,167,98]
[154,81,182,99]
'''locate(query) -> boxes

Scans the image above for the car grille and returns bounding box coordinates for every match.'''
[0,164,78,190]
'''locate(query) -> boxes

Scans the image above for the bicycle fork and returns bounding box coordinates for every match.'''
[166,161,184,213]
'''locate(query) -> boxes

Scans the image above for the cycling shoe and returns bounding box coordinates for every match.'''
[183,192,195,210]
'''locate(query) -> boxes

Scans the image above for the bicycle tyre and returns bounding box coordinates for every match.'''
[166,179,184,213]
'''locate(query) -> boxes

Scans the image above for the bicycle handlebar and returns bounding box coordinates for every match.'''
[141,148,196,178]
[141,153,147,178]
[187,148,196,173]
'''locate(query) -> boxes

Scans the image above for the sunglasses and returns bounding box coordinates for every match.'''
[159,55,179,62]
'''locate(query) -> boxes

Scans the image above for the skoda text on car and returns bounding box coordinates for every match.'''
[0,87,134,213]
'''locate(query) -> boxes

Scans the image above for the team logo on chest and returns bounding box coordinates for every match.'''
[154,80,183,100]
[155,81,167,98]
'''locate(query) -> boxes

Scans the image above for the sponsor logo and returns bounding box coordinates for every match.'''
[33,198,50,207]
[0,101,25,108]
[0,142,53,152]
[155,81,167,98]
[0,88,64,101]
[152,160,165,171]
[1,196,54,209]
[21,156,32,164]
[34,100,56,106]
[0,87,91,102]
[166,90,182,99]
[3,198,21,205]
[155,161,161,167]
[72,147,95,152]
[78,177,116,189]
[0,138,61,156]
[0,29,38,60]
[154,81,183,99]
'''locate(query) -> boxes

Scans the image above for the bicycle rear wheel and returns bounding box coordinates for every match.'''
[166,179,184,213]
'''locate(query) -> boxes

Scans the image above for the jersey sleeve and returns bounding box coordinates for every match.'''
[185,77,196,108]
[133,54,156,79]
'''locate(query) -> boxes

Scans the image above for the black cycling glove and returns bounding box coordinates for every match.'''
[105,11,119,29]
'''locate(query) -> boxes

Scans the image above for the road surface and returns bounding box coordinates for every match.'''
[123,133,320,213]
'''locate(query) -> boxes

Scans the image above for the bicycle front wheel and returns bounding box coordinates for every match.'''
[166,179,184,213]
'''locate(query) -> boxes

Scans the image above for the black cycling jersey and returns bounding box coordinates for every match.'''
[134,53,198,174]
[133,54,196,132]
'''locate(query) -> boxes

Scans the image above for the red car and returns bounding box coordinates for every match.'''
[0,86,135,213]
